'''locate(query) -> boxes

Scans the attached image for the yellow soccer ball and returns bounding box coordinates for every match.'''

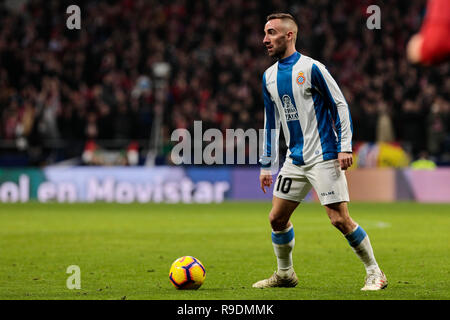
[169,256,206,290]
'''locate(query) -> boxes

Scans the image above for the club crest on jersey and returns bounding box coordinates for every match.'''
[282,95,299,121]
[296,72,305,85]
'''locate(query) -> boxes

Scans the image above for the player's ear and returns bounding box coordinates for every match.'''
[286,31,294,41]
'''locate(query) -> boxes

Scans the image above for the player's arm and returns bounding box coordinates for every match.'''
[259,72,280,193]
[407,0,450,65]
[311,63,353,169]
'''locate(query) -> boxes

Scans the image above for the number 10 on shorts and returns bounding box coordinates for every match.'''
[276,175,292,194]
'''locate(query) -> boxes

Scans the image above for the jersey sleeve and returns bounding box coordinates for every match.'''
[311,63,353,153]
[419,0,450,65]
[259,72,280,174]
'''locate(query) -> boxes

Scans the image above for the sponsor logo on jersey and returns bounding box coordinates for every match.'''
[281,95,299,121]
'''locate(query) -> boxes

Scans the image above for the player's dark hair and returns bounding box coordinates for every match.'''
[266,13,298,28]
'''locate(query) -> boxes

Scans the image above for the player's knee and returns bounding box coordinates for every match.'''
[269,211,289,231]
[326,203,352,231]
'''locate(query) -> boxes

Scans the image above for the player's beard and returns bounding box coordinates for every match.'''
[271,40,288,60]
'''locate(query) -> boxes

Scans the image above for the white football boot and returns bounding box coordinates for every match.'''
[252,270,298,288]
[361,270,388,291]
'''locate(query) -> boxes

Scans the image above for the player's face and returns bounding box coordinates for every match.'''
[263,19,288,58]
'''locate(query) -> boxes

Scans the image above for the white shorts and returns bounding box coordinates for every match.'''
[273,159,350,205]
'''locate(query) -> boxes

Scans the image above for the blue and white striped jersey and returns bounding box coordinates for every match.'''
[260,51,353,171]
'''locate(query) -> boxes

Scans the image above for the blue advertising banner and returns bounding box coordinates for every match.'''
[0,166,449,203]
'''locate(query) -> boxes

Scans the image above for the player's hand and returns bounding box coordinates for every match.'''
[338,152,353,170]
[406,33,423,64]
[260,173,273,194]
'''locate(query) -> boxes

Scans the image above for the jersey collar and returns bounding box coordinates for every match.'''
[278,51,301,67]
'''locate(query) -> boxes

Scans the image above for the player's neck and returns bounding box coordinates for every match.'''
[280,47,297,60]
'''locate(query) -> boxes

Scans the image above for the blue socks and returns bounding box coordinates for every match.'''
[345,225,367,247]
[272,225,295,273]
[345,225,380,273]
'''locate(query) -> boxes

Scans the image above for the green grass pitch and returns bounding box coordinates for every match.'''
[0,202,449,300]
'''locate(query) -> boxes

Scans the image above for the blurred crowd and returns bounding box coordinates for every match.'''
[0,0,449,166]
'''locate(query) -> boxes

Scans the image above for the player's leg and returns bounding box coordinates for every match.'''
[325,202,379,272]
[253,161,313,288]
[269,195,299,278]
[324,201,356,234]
[253,195,301,288]
[324,201,387,290]
[307,159,387,290]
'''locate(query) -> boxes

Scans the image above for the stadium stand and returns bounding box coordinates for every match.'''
[0,0,449,166]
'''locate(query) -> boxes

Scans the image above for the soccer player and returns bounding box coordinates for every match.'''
[253,13,387,291]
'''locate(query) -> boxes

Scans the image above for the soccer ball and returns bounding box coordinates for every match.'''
[169,256,206,290]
